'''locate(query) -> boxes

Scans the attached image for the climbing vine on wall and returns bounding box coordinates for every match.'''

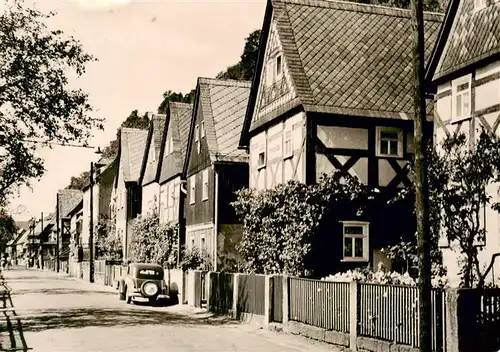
[231,172,378,277]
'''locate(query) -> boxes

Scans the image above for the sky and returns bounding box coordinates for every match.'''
[8,0,266,221]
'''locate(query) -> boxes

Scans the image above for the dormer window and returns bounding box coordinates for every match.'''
[452,74,472,122]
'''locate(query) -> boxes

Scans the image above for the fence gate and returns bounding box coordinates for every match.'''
[272,275,283,323]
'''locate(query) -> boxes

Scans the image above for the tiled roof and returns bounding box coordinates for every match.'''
[272,0,443,117]
[431,0,500,81]
[158,102,193,184]
[121,127,148,182]
[142,114,167,185]
[58,189,83,218]
[198,78,250,163]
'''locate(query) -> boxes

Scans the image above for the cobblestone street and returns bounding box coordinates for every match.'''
[0,267,341,352]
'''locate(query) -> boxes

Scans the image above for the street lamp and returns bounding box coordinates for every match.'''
[89,148,104,283]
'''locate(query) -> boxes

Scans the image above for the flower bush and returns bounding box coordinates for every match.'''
[179,246,212,271]
[322,268,448,289]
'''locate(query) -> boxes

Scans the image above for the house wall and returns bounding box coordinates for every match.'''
[98,161,116,219]
[185,165,215,237]
[141,182,160,215]
[159,176,181,225]
[435,60,500,287]
[115,164,128,259]
[249,112,306,190]
[82,186,99,248]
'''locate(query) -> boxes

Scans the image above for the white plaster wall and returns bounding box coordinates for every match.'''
[81,186,99,246]
[159,176,181,224]
[141,182,160,216]
[249,111,305,191]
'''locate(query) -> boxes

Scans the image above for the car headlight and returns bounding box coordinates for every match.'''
[143,282,159,296]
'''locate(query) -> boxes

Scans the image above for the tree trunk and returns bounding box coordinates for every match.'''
[411,0,433,350]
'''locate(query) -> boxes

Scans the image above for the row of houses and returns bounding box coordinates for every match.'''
[8,0,500,285]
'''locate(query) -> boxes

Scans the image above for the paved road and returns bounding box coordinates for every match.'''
[0,267,342,352]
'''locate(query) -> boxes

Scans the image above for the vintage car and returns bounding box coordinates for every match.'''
[118,263,168,304]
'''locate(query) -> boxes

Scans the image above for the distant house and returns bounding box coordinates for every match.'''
[7,221,31,263]
[426,0,500,286]
[139,114,167,215]
[183,78,250,270]
[57,189,84,264]
[157,102,192,232]
[81,157,117,259]
[239,0,443,277]
[38,213,58,264]
[113,127,148,260]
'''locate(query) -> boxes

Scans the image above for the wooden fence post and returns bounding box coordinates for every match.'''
[206,271,213,311]
[264,275,272,328]
[233,273,240,319]
[282,275,289,332]
[349,281,359,351]
[445,288,459,352]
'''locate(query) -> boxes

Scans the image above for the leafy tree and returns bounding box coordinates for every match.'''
[129,204,178,268]
[395,129,500,288]
[0,209,17,253]
[179,246,213,271]
[66,171,90,191]
[232,172,377,277]
[95,213,122,261]
[216,29,261,81]
[0,0,103,204]
[157,89,195,115]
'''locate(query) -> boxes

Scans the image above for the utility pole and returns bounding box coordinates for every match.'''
[89,162,95,283]
[411,0,432,350]
[56,193,60,273]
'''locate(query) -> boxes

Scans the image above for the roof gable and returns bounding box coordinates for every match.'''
[184,78,251,175]
[241,0,443,146]
[429,0,500,83]
[57,189,83,218]
[120,127,148,183]
[158,102,193,184]
[140,114,167,186]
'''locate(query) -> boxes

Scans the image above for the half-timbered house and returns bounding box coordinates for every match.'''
[113,127,148,261]
[139,114,167,215]
[239,0,443,277]
[426,0,500,286]
[184,78,250,270]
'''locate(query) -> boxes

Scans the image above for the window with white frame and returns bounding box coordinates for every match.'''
[376,127,403,157]
[201,235,206,250]
[452,75,472,122]
[202,169,209,201]
[284,126,293,159]
[195,124,200,153]
[201,121,205,138]
[258,151,266,168]
[342,221,369,261]
[189,175,196,204]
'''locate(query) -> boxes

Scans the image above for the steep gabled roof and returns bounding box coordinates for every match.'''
[184,78,250,174]
[427,0,500,84]
[57,189,83,218]
[139,114,167,186]
[157,102,193,184]
[240,0,443,147]
[119,127,149,183]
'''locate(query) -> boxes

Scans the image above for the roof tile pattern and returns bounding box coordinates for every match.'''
[199,78,251,163]
[158,102,193,184]
[57,189,83,218]
[274,0,443,117]
[121,128,148,182]
[142,114,167,185]
[433,1,500,80]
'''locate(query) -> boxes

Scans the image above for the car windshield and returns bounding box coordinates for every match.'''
[135,268,163,280]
